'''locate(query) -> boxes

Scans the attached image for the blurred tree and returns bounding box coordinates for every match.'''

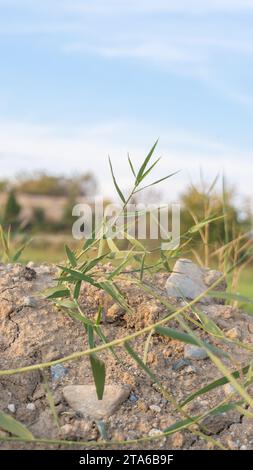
[3,190,21,229]
[16,172,97,198]
[32,207,46,230]
[179,184,246,243]
[0,180,8,192]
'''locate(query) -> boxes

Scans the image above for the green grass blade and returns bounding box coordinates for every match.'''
[65,244,77,267]
[133,171,179,194]
[57,266,100,287]
[0,410,34,440]
[181,364,251,407]
[188,215,225,234]
[88,326,106,400]
[208,291,253,306]
[155,325,227,357]
[136,139,159,184]
[127,154,136,177]
[41,371,60,430]
[108,156,126,204]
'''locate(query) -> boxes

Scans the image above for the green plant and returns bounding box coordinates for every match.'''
[0,142,253,449]
[0,225,30,262]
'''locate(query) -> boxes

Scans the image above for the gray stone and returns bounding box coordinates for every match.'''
[184,344,208,361]
[129,393,138,403]
[63,384,131,419]
[22,296,37,308]
[30,409,59,439]
[172,358,191,371]
[149,404,161,412]
[165,258,225,304]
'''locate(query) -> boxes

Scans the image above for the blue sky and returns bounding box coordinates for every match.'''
[0,0,253,203]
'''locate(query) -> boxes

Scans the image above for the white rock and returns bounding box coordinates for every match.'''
[165,258,224,303]
[26,261,35,269]
[148,428,163,437]
[224,383,235,395]
[7,404,16,413]
[149,405,161,413]
[23,296,37,307]
[63,384,131,419]
[166,259,209,302]
[26,403,36,411]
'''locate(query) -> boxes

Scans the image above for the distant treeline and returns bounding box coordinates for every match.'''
[0,172,97,197]
[0,173,252,246]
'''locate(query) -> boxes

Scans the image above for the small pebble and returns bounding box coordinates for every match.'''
[51,364,68,381]
[26,403,36,411]
[149,405,161,413]
[148,428,162,437]
[224,383,235,395]
[172,358,191,371]
[129,393,138,403]
[7,404,16,413]
[171,432,184,448]
[226,327,241,340]
[240,445,247,450]
[23,296,37,308]
[184,344,208,361]
[96,420,108,440]
[185,365,197,374]
[26,261,35,269]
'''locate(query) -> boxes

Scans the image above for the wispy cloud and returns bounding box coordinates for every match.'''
[0,120,251,200]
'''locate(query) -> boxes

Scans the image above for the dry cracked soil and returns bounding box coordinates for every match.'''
[0,262,253,450]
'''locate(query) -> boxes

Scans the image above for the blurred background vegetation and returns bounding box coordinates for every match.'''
[0,171,252,310]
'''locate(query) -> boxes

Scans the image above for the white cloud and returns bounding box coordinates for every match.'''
[61,0,253,15]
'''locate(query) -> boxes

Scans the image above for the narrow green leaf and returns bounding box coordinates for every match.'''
[127,153,136,177]
[140,157,161,181]
[65,245,77,267]
[73,281,82,300]
[125,342,158,384]
[0,225,10,258]
[140,253,146,281]
[13,240,31,262]
[66,310,94,327]
[57,266,100,287]
[181,364,251,407]
[82,253,109,274]
[46,288,70,299]
[99,280,129,310]
[188,215,225,234]
[87,325,106,400]
[155,325,228,357]
[134,171,179,194]
[108,157,126,204]
[41,372,60,430]
[95,305,103,325]
[136,139,159,184]
[95,325,120,361]
[0,410,34,440]
[208,291,253,307]
[89,354,106,400]
[163,417,195,434]
[56,299,77,309]
[196,311,225,338]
